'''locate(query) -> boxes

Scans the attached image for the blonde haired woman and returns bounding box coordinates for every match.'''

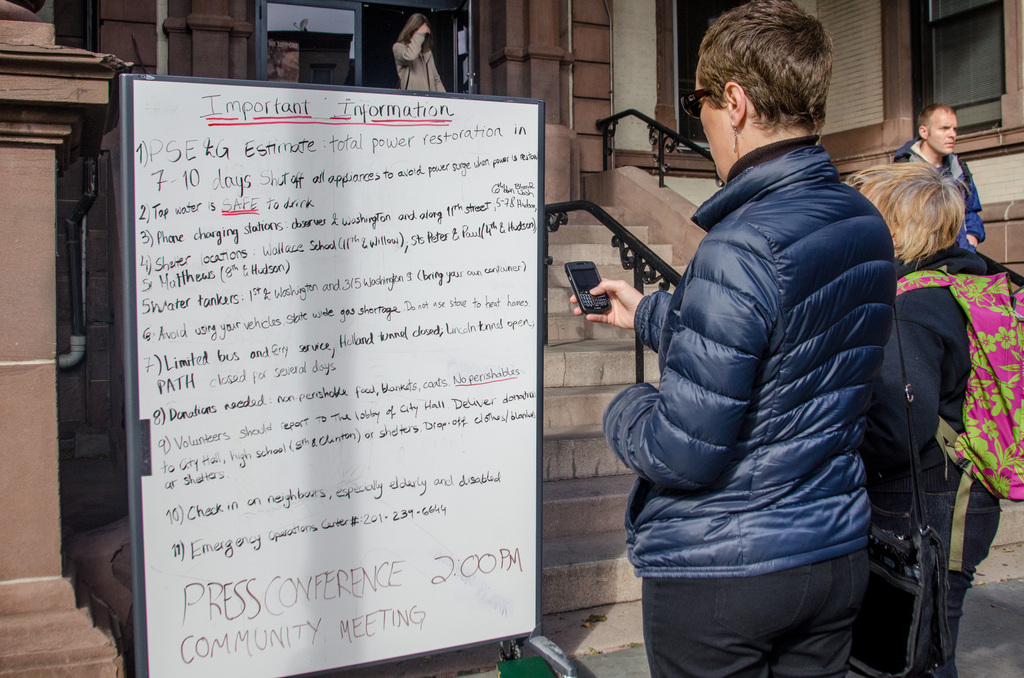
[850,162,1001,678]
[393,13,445,92]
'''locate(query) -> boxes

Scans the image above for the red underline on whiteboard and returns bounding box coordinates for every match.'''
[368,118,454,124]
[221,210,259,216]
[328,117,452,123]
[205,119,452,127]
[455,377,518,387]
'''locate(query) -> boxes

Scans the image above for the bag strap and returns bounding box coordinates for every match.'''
[892,308,929,533]
[935,417,974,573]
[897,269,954,295]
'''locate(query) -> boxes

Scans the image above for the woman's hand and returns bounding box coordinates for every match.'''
[570,279,643,330]
[415,24,430,35]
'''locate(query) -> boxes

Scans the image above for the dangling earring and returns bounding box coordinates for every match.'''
[733,125,739,154]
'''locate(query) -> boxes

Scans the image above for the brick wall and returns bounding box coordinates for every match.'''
[54,154,121,460]
[53,0,154,463]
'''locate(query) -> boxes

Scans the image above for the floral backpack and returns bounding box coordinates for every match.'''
[897,270,1024,569]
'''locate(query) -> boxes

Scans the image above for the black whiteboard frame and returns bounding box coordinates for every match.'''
[118,73,547,678]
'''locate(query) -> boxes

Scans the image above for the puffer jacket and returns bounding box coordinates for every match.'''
[604,144,896,578]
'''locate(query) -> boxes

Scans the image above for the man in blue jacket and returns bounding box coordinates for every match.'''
[894,103,985,251]
[571,2,895,676]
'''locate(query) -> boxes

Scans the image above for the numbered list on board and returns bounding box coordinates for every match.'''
[129,80,541,677]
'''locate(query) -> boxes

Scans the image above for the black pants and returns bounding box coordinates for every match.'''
[642,550,868,678]
[869,468,1001,678]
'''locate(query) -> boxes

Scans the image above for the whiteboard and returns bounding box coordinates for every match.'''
[120,75,544,678]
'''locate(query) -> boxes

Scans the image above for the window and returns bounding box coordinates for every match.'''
[257,1,472,92]
[310,65,336,84]
[675,1,744,143]
[919,0,1004,131]
[264,2,360,86]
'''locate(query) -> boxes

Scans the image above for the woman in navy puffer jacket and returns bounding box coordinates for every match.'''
[571,2,896,676]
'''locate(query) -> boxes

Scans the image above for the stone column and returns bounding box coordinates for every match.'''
[482,0,577,200]
[0,19,123,662]
[164,0,253,78]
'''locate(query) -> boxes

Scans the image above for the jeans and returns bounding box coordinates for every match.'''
[869,466,1001,678]
[642,550,868,678]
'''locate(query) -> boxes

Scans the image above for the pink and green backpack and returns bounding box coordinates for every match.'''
[897,270,1024,568]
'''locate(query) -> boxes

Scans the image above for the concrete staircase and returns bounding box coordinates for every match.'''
[540,206,669,615]
[0,578,122,677]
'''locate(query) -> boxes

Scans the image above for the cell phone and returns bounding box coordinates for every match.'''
[564,261,611,314]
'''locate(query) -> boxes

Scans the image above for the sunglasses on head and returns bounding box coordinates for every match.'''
[681,88,708,119]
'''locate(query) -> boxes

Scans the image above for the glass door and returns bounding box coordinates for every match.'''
[257,0,472,93]
[258,0,362,86]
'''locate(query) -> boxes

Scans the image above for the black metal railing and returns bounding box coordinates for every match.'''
[544,200,681,383]
[980,252,1024,288]
[596,109,714,187]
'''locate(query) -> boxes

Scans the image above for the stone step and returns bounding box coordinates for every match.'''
[543,424,628,481]
[544,339,659,387]
[553,205,629,227]
[0,608,120,677]
[994,501,1024,546]
[547,243,674,268]
[547,222,650,246]
[543,475,634,540]
[543,384,625,430]
[0,660,121,678]
[542,529,639,614]
[546,312,637,342]
[0,578,76,616]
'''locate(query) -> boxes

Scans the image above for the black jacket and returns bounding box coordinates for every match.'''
[859,247,987,487]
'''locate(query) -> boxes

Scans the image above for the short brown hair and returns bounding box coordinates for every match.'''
[847,163,964,263]
[397,13,433,53]
[918,103,956,129]
[696,0,833,133]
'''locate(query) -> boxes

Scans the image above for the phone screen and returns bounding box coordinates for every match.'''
[572,267,601,291]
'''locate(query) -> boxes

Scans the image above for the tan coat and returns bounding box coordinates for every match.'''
[393,32,445,92]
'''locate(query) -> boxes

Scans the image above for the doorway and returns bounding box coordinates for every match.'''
[257,0,472,93]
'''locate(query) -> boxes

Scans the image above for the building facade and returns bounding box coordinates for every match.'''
[9,0,1021,668]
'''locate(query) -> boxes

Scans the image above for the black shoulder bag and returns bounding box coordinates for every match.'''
[849,314,954,677]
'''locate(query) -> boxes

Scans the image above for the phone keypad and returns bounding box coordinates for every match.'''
[579,292,609,309]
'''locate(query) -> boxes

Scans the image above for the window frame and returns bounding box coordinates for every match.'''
[256,0,363,85]
[255,0,473,91]
[917,0,1006,132]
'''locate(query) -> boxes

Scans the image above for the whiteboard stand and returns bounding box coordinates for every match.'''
[119,74,565,678]
[498,634,576,678]
[527,634,576,676]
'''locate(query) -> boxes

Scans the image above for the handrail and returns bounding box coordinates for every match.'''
[544,200,681,383]
[979,252,1024,288]
[595,109,714,188]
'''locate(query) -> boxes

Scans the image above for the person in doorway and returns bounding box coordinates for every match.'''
[393,13,445,92]
[569,1,895,676]
[894,104,984,251]
[850,162,1001,678]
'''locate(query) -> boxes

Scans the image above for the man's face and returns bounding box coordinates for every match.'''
[920,109,958,159]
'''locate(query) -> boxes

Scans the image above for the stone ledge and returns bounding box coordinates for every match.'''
[0,578,75,616]
[0,608,120,675]
[0,19,51,45]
